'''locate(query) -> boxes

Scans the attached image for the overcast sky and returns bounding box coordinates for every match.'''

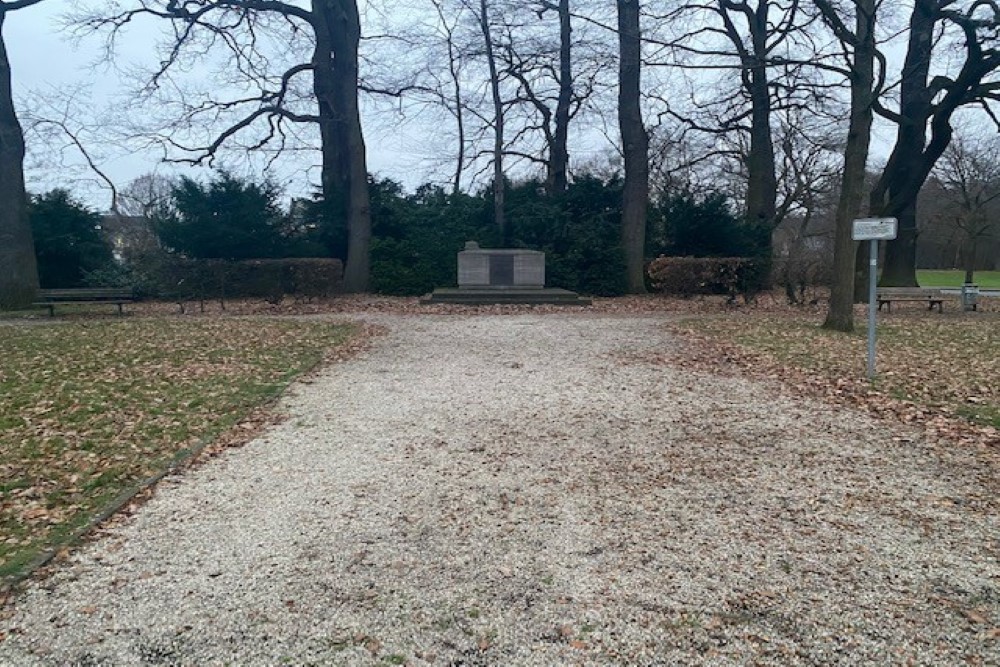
[6,0,433,209]
[4,1,960,213]
[10,3,195,203]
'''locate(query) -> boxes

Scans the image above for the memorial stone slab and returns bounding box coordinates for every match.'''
[457,241,545,289]
[424,241,589,305]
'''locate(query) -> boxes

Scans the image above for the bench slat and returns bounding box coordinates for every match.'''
[32,301,133,306]
[37,289,134,299]
[876,288,941,297]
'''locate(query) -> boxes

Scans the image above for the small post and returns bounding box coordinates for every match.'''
[961,283,979,312]
[867,240,878,379]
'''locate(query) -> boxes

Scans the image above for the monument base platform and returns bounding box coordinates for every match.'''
[420,287,591,306]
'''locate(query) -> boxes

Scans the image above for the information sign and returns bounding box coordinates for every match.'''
[852,218,898,241]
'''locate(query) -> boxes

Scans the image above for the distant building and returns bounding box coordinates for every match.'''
[100,214,160,263]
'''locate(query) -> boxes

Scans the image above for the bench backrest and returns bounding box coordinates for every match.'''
[37,288,136,300]
[876,287,941,297]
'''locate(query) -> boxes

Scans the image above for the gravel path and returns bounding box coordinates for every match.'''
[1,313,998,666]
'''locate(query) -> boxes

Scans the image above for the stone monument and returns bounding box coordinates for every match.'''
[421,241,590,305]
[457,241,545,289]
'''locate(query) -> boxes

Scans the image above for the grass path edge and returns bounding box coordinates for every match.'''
[0,319,383,599]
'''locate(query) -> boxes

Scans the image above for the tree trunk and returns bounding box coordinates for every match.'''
[717,1,776,248]
[433,0,465,196]
[617,0,647,293]
[479,0,506,242]
[821,0,876,332]
[315,0,371,293]
[0,12,39,309]
[546,0,571,196]
[963,237,976,284]
[447,28,465,197]
[744,5,777,236]
[870,0,934,288]
[879,202,918,286]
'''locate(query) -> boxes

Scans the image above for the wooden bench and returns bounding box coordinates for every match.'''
[33,288,137,316]
[876,287,944,313]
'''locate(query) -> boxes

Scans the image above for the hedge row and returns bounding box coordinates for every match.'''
[145,257,343,306]
[647,256,768,301]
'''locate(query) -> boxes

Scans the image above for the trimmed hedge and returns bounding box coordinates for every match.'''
[155,258,343,306]
[647,256,768,302]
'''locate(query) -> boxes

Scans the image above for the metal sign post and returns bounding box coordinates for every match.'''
[866,239,879,378]
[852,218,898,379]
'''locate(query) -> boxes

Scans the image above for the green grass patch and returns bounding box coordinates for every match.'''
[0,317,354,582]
[917,270,1000,289]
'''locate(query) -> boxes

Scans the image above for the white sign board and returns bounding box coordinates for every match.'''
[852,217,898,241]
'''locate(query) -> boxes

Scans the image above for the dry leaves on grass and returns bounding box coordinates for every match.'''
[127,293,805,318]
[0,318,370,583]
[655,310,1000,449]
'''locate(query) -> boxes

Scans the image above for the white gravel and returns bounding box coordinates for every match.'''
[1,312,998,666]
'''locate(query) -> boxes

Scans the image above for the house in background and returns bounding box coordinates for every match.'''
[100,214,160,263]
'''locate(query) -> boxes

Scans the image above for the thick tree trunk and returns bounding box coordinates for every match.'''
[546,0,571,196]
[314,0,371,293]
[727,2,776,247]
[745,58,777,234]
[822,0,876,332]
[480,0,506,242]
[617,0,647,294]
[879,203,918,286]
[0,13,39,309]
[870,0,934,288]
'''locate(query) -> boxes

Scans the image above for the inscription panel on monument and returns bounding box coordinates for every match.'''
[458,254,489,287]
[489,254,515,286]
[514,254,545,286]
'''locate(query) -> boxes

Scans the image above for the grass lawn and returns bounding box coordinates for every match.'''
[674,312,1000,431]
[917,269,1000,289]
[0,317,353,583]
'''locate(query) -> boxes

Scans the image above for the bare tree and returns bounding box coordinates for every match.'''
[653,0,815,243]
[503,0,577,195]
[548,0,572,194]
[814,0,882,331]
[618,0,646,293]
[929,130,1000,283]
[22,88,124,214]
[718,0,782,233]
[430,0,469,195]
[118,173,178,218]
[84,0,373,291]
[873,0,1000,287]
[771,112,839,303]
[0,0,42,309]
[477,0,507,240]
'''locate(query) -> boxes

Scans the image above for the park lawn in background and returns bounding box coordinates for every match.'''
[675,313,999,430]
[0,318,353,582]
[917,270,1000,289]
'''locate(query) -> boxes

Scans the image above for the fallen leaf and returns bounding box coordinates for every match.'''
[965,610,990,624]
